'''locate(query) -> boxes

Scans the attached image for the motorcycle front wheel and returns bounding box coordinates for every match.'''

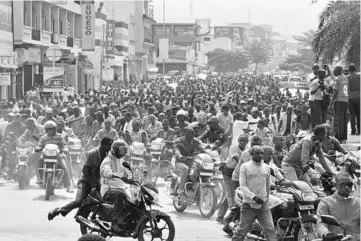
[137,216,175,241]
[18,165,28,190]
[199,186,217,218]
[294,221,318,241]
[212,178,226,209]
[45,172,54,200]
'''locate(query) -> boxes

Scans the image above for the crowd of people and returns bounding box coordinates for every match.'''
[0,64,359,241]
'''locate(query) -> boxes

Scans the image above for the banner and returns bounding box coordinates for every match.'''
[106,20,115,54]
[43,67,64,92]
[81,1,95,51]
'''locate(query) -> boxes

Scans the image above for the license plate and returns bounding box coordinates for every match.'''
[299,205,314,210]
[18,161,27,166]
[44,159,58,163]
[200,172,213,176]
[131,156,144,161]
[69,152,81,155]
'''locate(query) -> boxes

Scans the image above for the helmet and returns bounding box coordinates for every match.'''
[111,140,128,159]
[176,110,187,117]
[207,116,219,124]
[44,121,57,130]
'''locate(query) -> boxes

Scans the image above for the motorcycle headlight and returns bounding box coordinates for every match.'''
[144,186,159,204]
[44,150,57,156]
[301,192,318,202]
[202,162,214,170]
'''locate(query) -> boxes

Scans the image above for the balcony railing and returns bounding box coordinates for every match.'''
[67,37,73,47]
[51,33,59,44]
[31,29,41,41]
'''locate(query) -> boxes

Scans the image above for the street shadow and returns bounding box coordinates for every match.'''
[32,194,73,202]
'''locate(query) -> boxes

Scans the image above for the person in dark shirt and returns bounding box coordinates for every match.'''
[198,116,225,148]
[296,105,312,134]
[47,137,114,220]
[347,63,360,135]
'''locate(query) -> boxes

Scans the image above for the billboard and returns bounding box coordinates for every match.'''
[105,20,115,54]
[81,1,95,51]
[196,19,211,35]
[43,67,64,92]
[214,26,244,46]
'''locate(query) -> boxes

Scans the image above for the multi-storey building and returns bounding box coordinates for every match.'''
[152,22,202,74]
[13,0,91,95]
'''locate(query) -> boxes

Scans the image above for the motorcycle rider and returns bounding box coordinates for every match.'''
[158,119,176,141]
[232,145,277,241]
[281,125,333,187]
[124,119,148,145]
[47,137,114,220]
[176,110,190,136]
[93,119,119,142]
[100,140,131,234]
[40,108,57,125]
[35,120,73,193]
[173,127,206,197]
[316,172,360,241]
[321,123,348,165]
[198,116,225,149]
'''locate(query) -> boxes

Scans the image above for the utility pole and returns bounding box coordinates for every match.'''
[162,0,165,81]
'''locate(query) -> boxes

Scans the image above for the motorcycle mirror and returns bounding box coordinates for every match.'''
[122,161,131,170]
[321,215,341,227]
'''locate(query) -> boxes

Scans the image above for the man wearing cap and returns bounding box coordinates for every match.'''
[41,108,57,125]
[198,116,225,148]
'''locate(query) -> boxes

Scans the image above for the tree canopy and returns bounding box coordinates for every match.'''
[206,48,248,73]
[312,0,360,67]
[244,40,270,72]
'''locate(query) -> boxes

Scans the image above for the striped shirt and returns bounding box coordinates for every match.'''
[36,133,66,152]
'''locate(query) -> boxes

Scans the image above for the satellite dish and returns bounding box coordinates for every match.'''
[15,48,29,64]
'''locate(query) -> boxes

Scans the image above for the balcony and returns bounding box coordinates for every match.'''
[31,29,41,41]
[42,31,52,45]
[51,33,59,44]
[67,37,73,47]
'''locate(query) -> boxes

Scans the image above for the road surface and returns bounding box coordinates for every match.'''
[0,179,228,241]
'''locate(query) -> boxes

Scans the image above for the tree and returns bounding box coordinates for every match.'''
[312,0,360,66]
[244,40,270,72]
[206,48,248,73]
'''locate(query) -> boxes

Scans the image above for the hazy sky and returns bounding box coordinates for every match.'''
[153,0,329,37]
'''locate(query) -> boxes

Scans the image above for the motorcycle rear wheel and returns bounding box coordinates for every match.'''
[18,166,28,190]
[137,216,175,241]
[45,172,54,201]
[199,186,217,219]
[172,179,187,212]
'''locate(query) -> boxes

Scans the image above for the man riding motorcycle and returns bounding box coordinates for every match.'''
[198,116,226,149]
[34,121,73,193]
[176,110,190,137]
[173,127,206,197]
[100,140,131,234]
[281,125,333,187]
[47,137,114,220]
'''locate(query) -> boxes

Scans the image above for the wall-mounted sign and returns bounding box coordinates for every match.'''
[106,20,115,54]
[0,72,10,85]
[81,1,95,51]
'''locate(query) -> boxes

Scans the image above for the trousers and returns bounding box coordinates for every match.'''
[333,101,348,142]
[61,181,90,216]
[349,99,360,134]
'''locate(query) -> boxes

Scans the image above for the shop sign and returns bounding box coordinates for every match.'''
[0,72,10,85]
[43,67,64,92]
[106,20,115,54]
[81,1,95,51]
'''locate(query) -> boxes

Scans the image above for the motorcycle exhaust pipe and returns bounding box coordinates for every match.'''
[75,216,103,233]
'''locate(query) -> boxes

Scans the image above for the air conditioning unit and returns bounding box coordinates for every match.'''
[51,33,59,44]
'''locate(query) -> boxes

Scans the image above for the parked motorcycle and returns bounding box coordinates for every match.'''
[75,162,175,240]
[37,144,64,200]
[15,142,35,189]
[129,142,148,182]
[311,215,353,241]
[68,136,84,179]
[148,138,173,183]
[168,153,218,218]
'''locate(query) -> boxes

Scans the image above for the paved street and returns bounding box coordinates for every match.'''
[0,179,228,241]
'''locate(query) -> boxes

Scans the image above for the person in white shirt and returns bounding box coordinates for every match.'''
[62,88,70,102]
[307,64,320,128]
[232,145,277,241]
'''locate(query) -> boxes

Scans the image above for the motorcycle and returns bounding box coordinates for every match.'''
[148,138,173,184]
[204,144,226,209]
[129,142,148,182]
[14,142,35,189]
[68,136,84,179]
[227,181,320,241]
[36,144,64,200]
[311,215,353,241]
[75,162,175,240]
[168,153,218,218]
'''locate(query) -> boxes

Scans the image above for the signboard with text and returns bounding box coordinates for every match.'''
[43,67,64,92]
[106,20,115,54]
[0,72,10,85]
[214,26,244,46]
[0,1,13,56]
[81,1,95,51]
